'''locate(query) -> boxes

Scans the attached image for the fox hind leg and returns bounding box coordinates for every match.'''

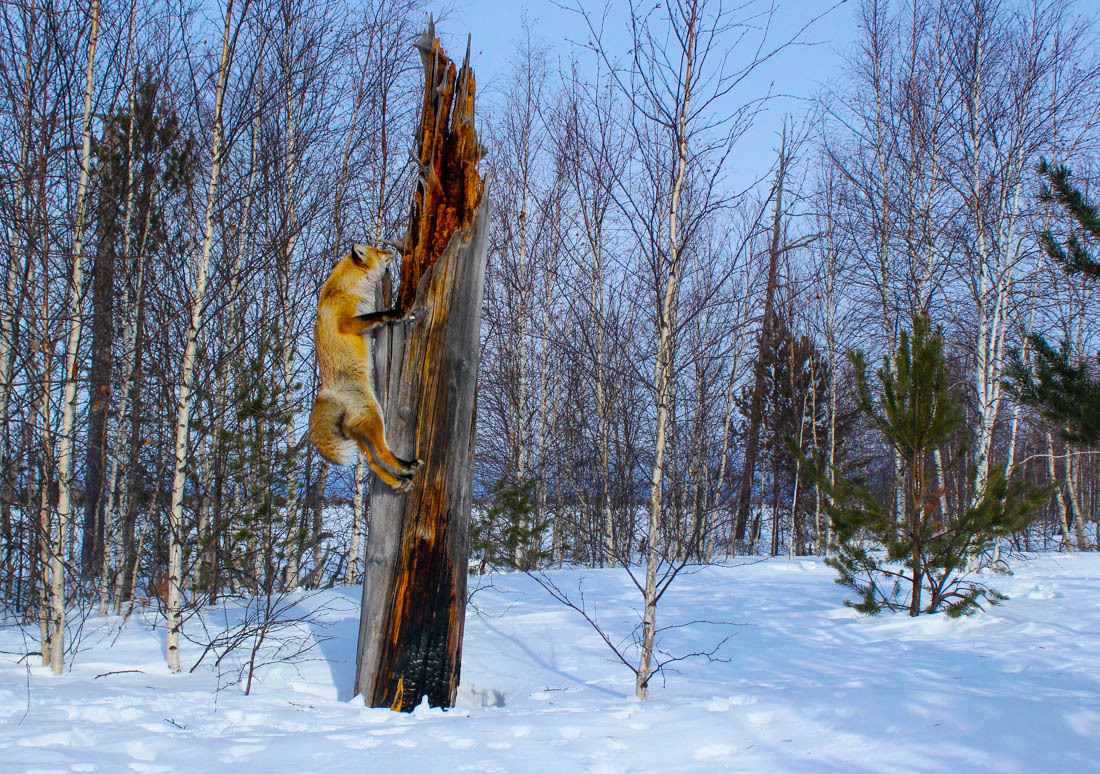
[364,449,413,493]
[342,404,421,477]
[339,411,410,491]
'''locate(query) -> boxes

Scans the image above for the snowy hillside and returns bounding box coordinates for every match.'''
[2,554,1098,773]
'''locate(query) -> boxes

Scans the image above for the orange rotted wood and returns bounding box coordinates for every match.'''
[397,26,484,312]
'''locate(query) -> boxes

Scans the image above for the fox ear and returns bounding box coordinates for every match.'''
[350,243,369,265]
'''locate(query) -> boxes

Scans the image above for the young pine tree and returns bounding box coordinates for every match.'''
[804,315,1048,617]
[1005,160,1100,445]
[471,479,548,572]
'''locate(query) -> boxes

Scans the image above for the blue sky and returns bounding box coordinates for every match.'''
[435,0,859,185]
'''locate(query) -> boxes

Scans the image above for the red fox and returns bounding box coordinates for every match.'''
[309,243,422,492]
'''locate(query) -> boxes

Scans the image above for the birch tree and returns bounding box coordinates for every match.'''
[166,0,245,674]
[50,0,101,675]
[552,61,632,565]
[572,0,824,699]
[0,0,40,608]
[479,27,566,569]
[946,0,1096,501]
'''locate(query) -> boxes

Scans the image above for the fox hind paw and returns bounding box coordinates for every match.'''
[395,456,422,473]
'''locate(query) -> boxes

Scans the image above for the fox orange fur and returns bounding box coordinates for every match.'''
[309,243,421,492]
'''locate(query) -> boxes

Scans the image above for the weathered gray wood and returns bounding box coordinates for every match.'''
[356,196,488,709]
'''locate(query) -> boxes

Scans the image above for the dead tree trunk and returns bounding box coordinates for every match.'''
[733,124,790,549]
[354,24,488,712]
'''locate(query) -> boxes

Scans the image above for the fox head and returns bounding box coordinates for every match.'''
[349,242,398,275]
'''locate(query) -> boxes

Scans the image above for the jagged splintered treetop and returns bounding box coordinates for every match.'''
[397,19,485,312]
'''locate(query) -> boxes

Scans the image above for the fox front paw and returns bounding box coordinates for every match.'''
[407,305,428,325]
[393,476,414,494]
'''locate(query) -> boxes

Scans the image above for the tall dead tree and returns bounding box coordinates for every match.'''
[355,24,488,712]
[732,126,789,549]
[732,122,818,550]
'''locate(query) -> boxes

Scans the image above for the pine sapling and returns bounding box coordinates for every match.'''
[798,315,1049,617]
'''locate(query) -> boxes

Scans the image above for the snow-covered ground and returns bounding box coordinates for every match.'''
[2,554,1098,773]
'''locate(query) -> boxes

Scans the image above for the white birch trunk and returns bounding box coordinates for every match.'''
[123,516,151,620]
[166,0,236,673]
[34,382,52,666]
[99,0,141,616]
[809,357,822,554]
[1064,452,1090,551]
[278,39,303,590]
[711,312,746,560]
[966,21,1036,504]
[637,14,694,702]
[787,363,810,559]
[0,1,36,480]
[529,242,558,567]
[346,469,366,586]
[1045,432,1074,551]
[821,222,840,555]
[52,0,101,675]
[594,280,612,566]
[870,29,905,522]
[512,113,534,491]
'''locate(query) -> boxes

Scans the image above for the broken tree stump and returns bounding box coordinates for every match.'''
[354,23,488,712]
